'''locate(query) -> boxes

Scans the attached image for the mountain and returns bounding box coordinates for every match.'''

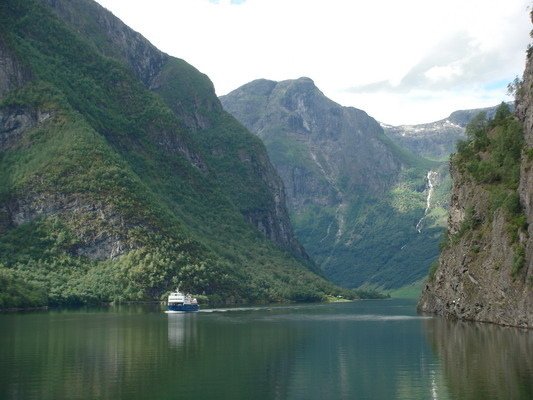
[221,78,448,289]
[383,103,514,161]
[418,57,533,326]
[0,0,357,308]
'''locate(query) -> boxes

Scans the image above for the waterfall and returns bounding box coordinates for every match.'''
[416,170,438,233]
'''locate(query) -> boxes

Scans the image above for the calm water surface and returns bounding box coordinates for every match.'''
[0,299,531,400]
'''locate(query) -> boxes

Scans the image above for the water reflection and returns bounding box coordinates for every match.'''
[277,307,447,400]
[0,301,531,400]
[167,313,197,348]
[424,318,533,399]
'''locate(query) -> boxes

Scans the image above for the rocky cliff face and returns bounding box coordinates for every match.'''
[43,0,166,87]
[223,78,403,206]
[0,38,32,98]
[418,54,532,328]
[419,164,531,327]
[517,44,533,325]
[43,0,223,131]
[222,78,447,289]
[1,0,305,260]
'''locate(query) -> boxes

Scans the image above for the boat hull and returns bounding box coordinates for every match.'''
[167,303,199,312]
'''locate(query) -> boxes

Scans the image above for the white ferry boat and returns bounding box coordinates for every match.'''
[167,289,199,312]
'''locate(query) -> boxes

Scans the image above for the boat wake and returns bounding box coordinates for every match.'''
[199,305,296,313]
[259,314,433,322]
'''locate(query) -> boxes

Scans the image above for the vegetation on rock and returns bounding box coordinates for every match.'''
[452,103,527,274]
[0,0,375,308]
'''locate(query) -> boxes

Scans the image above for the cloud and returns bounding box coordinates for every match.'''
[94,0,531,125]
[347,29,527,96]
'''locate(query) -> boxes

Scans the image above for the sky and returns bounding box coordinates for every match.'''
[94,0,531,125]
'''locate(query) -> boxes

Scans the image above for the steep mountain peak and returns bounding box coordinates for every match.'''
[43,0,168,86]
[271,77,328,105]
[222,78,444,289]
[282,76,317,89]
[295,76,315,83]
[222,77,377,144]
[42,0,223,131]
[233,78,277,95]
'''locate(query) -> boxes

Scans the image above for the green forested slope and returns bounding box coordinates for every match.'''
[0,0,365,308]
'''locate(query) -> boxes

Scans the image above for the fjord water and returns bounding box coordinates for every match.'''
[0,300,531,400]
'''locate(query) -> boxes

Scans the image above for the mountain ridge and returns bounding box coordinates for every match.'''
[383,103,514,161]
[221,77,447,289]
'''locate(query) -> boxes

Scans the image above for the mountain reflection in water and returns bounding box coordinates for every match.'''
[0,300,531,400]
[424,317,533,400]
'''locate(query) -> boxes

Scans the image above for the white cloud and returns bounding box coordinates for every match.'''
[425,64,463,82]
[94,0,531,125]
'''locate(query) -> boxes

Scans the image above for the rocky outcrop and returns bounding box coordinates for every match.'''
[0,37,32,98]
[517,44,533,308]
[0,97,130,257]
[7,192,130,260]
[418,50,533,328]
[0,105,131,260]
[0,106,52,151]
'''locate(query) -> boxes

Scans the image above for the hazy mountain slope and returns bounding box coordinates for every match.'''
[0,0,353,308]
[383,103,514,161]
[221,78,447,289]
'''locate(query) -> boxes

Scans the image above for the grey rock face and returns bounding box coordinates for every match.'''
[6,192,131,260]
[0,37,31,99]
[419,164,532,327]
[221,78,403,210]
[419,53,532,328]
[0,107,52,151]
[517,46,533,312]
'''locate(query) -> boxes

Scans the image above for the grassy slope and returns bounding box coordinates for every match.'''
[387,279,425,299]
[265,129,447,289]
[297,178,446,289]
[0,0,368,307]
